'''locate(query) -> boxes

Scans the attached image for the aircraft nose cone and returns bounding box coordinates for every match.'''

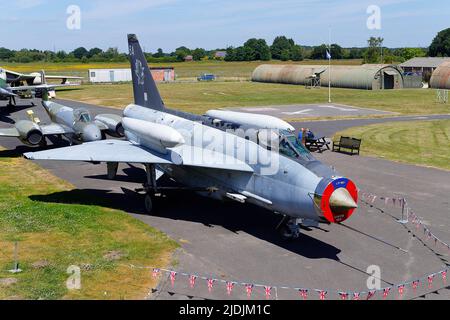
[82,124,102,142]
[329,188,358,212]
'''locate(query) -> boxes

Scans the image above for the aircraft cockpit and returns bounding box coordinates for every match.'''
[256,129,315,163]
[73,109,92,123]
[278,130,315,162]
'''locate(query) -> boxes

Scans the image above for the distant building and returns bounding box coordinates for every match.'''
[184,55,194,62]
[89,67,175,83]
[252,64,404,90]
[399,57,450,74]
[214,51,227,59]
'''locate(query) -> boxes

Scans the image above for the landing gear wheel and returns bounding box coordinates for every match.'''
[278,224,295,241]
[144,194,153,214]
[144,193,159,215]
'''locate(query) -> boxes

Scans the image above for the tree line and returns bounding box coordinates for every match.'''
[1,28,449,64]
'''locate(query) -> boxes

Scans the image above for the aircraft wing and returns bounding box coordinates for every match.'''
[0,128,20,137]
[24,140,254,172]
[9,83,80,91]
[40,123,74,135]
[24,140,180,164]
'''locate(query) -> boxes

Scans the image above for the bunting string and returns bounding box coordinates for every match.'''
[126,190,449,300]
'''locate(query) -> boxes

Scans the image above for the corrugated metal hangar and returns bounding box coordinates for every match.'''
[89,67,175,83]
[252,64,404,90]
[429,61,450,89]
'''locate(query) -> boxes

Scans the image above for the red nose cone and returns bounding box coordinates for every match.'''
[321,178,358,223]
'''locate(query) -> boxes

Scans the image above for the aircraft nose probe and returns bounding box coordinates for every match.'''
[315,177,359,223]
[329,188,358,212]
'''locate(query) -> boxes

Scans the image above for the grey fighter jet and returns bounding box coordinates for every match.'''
[0,91,124,147]
[24,34,358,240]
[0,68,81,107]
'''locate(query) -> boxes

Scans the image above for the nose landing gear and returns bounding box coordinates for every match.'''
[276,216,302,241]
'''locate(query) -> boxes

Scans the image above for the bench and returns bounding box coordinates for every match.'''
[332,136,361,155]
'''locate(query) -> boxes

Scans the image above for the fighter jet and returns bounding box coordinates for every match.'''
[0,91,124,147]
[0,68,81,107]
[24,34,358,240]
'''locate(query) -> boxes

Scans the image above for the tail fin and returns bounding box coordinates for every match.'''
[128,34,165,110]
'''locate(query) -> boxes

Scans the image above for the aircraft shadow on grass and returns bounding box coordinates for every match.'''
[29,172,341,261]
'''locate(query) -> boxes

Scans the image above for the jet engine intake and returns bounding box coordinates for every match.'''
[95,114,125,137]
[15,120,44,146]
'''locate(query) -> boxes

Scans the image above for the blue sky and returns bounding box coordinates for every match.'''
[2,0,450,52]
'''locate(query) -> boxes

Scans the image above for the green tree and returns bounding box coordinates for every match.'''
[152,48,164,58]
[0,47,14,60]
[174,46,191,61]
[87,47,103,58]
[192,48,206,61]
[72,47,88,59]
[310,44,328,59]
[243,38,271,61]
[290,45,303,61]
[429,28,450,57]
[396,48,426,61]
[270,36,295,60]
[364,37,384,63]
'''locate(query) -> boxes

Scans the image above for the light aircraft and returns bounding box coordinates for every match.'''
[24,34,358,239]
[0,68,81,107]
[0,91,124,147]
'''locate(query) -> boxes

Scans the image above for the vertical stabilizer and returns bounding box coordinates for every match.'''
[127,34,165,110]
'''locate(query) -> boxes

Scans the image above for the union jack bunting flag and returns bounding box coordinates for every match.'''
[398,285,405,296]
[264,286,271,299]
[441,270,447,283]
[189,275,197,288]
[383,288,391,299]
[428,274,435,288]
[339,292,349,300]
[412,280,420,291]
[207,279,215,292]
[245,284,254,298]
[366,290,376,300]
[298,289,308,300]
[169,271,177,287]
[152,268,160,278]
[352,292,360,300]
[318,290,327,300]
[226,282,235,295]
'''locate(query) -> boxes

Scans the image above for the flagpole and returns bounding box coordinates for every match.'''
[328,27,331,103]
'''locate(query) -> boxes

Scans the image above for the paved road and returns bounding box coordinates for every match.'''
[226,103,393,119]
[1,99,449,300]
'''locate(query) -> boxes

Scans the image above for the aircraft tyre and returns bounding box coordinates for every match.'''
[144,193,159,215]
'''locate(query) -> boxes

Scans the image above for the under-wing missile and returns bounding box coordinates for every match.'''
[123,117,185,154]
[206,109,295,132]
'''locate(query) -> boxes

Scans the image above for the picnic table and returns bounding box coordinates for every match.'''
[305,135,330,153]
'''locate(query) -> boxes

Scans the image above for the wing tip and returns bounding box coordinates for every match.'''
[23,152,34,160]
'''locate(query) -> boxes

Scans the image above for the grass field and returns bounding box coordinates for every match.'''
[0,152,178,299]
[2,59,363,81]
[55,82,449,117]
[333,120,450,171]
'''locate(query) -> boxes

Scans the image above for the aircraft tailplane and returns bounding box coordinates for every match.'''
[127,34,165,111]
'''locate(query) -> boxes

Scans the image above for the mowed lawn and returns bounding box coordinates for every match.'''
[2,59,363,80]
[56,81,449,117]
[0,152,178,299]
[333,120,450,171]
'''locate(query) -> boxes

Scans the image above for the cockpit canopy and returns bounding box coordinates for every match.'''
[73,108,92,123]
[257,129,315,162]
